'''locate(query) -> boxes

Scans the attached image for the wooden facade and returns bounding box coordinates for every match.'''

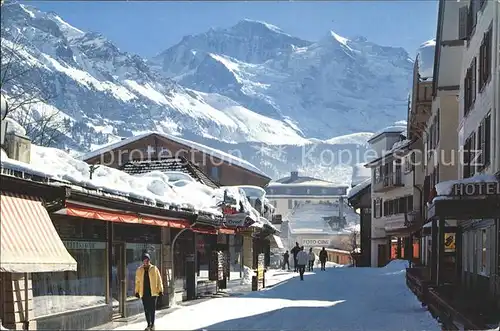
[83,133,271,187]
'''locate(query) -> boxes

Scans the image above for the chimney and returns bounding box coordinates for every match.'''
[1,95,32,163]
[290,171,298,181]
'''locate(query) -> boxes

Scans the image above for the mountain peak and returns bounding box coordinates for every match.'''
[329,31,350,46]
[232,19,287,35]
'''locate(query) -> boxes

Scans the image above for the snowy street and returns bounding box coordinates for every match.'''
[114,261,440,331]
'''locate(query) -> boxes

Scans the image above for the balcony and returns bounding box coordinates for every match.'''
[373,172,405,192]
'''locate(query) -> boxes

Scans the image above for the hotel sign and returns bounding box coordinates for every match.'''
[451,182,500,196]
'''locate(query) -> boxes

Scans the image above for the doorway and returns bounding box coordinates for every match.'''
[111,242,126,318]
[377,244,387,267]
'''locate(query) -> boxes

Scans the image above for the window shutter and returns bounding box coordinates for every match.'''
[477,121,484,170]
[484,114,491,166]
[472,57,477,102]
[485,29,492,82]
[458,6,468,40]
[463,137,471,178]
[470,132,476,176]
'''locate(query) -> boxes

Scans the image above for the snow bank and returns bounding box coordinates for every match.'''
[1,144,262,216]
[382,259,409,271]
[240,265,255,285]
[435,174,499,196]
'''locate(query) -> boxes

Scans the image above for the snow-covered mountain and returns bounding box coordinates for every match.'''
[0,3,413,182]
[152,22,413,138]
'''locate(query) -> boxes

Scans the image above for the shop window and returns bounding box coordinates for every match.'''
[32,240,107,317]
[125,243,161,299]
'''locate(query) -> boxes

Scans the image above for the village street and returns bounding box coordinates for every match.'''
[113,261,440,331]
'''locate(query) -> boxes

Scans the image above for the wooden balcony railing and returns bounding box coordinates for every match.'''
[373,172,404,192]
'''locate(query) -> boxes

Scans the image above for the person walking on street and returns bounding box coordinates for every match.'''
[319,247,328,271]
[290,242,300,272]
[135,253,163,331]
[296,246,308,280]
[308,248,315,271]
[283,250,290,270]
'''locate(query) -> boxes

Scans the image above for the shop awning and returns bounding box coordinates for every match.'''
[64,202,191,228]
[271,234,285,249]
[0,192,77,273]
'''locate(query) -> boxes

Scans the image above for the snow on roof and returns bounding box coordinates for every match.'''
[3,117,27,137]
[416,39,436,80]
[0,144,251,217]
[391,139,411,151]
[347,178,371,199]
[369,124,406,142]
[81,132,269,178]
[434,174,499,196]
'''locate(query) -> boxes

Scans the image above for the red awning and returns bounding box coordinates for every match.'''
[219,228,236,235]
[65,202,191,228]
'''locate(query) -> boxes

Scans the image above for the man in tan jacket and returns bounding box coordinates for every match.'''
[135,253,163,331]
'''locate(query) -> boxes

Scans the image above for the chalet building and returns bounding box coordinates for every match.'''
[82,132,271,187]
[405,0,500,329]
[347,179,372,267]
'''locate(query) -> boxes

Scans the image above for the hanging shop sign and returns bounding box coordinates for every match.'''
[451,182,500,197]
[444,233,456,252]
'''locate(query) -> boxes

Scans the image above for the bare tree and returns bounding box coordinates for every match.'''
[1,14,68,147]
[337,229,360,266]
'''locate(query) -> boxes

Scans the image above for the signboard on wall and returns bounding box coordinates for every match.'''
[451,182,500,196]
[63,241,106,250]
[444,233,456,252]
[302,239,331,246]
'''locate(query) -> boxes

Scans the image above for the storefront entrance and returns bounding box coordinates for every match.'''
[111,242,126,317]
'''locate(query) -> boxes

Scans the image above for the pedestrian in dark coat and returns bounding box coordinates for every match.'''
[319,247,328,271]
[283,251,290,270]
[290,242,301,272]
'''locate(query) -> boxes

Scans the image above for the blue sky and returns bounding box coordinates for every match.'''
[27,1,438,58]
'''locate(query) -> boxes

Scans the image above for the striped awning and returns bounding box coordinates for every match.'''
[0,192,77,273]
